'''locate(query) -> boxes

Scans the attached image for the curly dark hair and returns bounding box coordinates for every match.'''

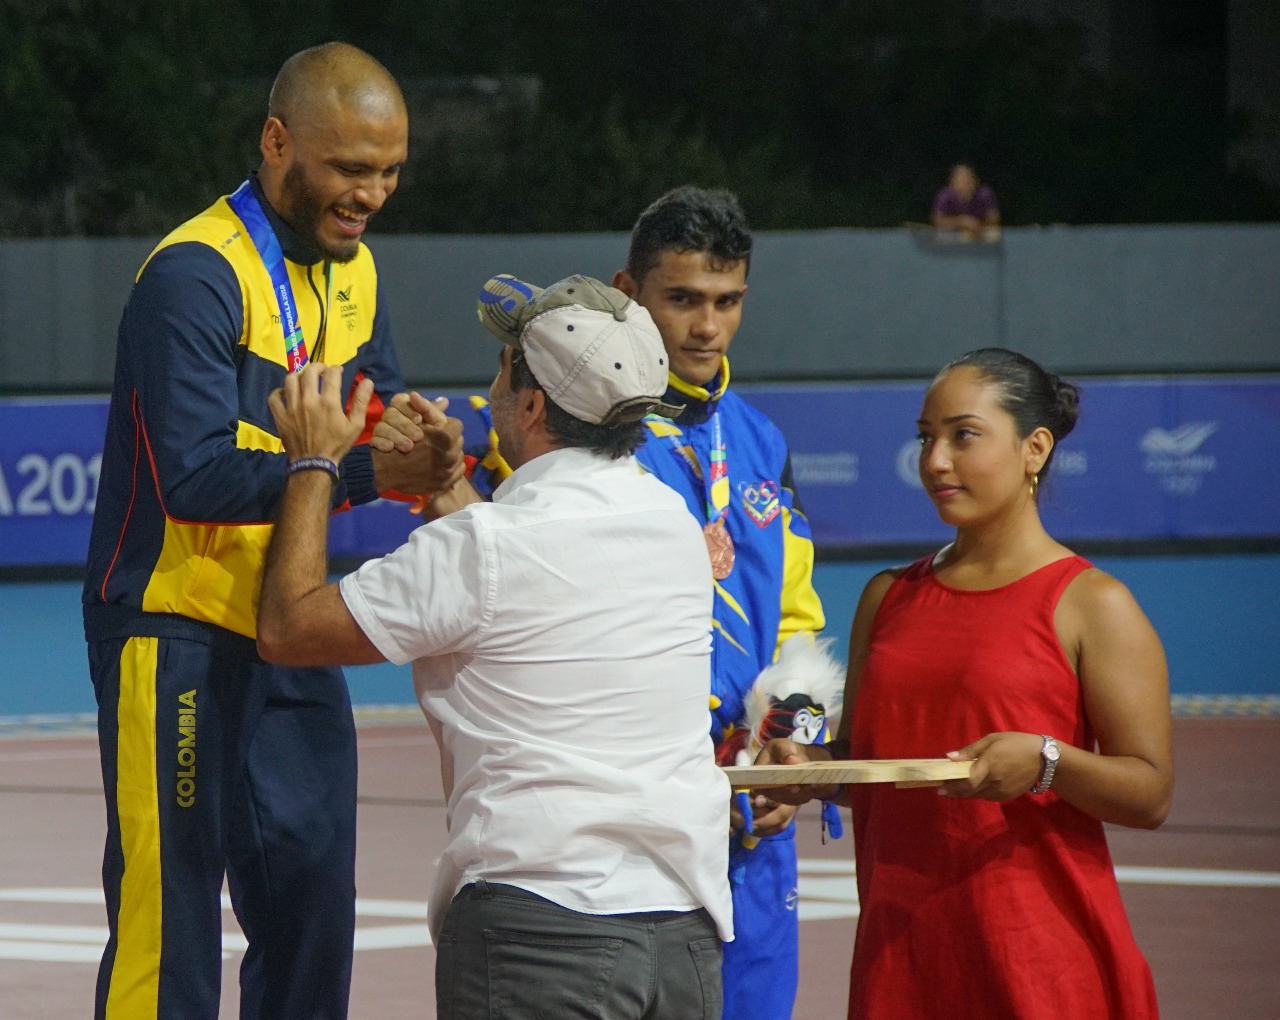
[625,186,753,284]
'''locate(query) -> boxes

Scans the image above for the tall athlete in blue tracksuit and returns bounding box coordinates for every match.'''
[81,45,459,1019]
[614,187,827,1020]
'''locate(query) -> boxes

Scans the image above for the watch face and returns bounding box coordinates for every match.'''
[1044,740,1061,762]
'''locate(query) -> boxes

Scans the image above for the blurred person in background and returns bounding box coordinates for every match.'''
[931,163,1001,239]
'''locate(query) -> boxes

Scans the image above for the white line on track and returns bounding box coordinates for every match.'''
[1114,865,1280,887]
[2,862,1278,962]
[0,890,427,963]
[797,860,1280,888]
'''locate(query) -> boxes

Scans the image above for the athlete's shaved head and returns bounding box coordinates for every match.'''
[257,42,409,263]
[268,41,406,131]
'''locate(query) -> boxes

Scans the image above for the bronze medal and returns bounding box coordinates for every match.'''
[704,519,736,580]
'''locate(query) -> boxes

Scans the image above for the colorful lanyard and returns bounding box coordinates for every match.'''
[226,179,323,373]
[656,409,730,525]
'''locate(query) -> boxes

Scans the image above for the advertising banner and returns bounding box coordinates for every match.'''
[2,376,1276,568]
[0,397,109,568]
[745,376,1277,547]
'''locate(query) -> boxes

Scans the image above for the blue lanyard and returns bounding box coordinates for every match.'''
[226,180,314,373]
[653,410,729,525]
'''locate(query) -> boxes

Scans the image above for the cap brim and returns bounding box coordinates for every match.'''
[646,398,686,421]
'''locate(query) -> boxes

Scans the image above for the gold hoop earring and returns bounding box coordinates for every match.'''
[1029,473,1040,499]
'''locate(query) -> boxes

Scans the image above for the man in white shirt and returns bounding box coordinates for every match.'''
[256,274,733,1019]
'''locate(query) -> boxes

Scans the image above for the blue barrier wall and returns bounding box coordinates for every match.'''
[3,553,1276,718]
[746,375,1280,546]
[810,555,1280,702]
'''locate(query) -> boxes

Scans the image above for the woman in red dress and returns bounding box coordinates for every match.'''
[764,348,1173,1019]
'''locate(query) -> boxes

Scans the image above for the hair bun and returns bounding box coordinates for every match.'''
[1051,376,1081,438]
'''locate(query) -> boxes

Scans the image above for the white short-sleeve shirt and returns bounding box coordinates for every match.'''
[340,447,732,940]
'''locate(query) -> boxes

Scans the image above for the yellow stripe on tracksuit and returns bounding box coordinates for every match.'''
[106,637,163,1018]
[776,504,825,654]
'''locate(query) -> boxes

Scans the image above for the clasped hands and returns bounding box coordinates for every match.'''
[371,387,467,497]
[267,364,466,497]
[267,363,466,495]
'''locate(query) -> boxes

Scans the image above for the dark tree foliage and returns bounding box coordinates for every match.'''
[2,0,1275,236]
[0,0,268,234]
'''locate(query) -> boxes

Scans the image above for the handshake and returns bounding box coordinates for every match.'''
[268,363,475,515]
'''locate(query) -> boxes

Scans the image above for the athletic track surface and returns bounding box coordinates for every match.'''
[1,715,1276,1018]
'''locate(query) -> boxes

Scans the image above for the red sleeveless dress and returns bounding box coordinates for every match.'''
[847,555,1158,1019]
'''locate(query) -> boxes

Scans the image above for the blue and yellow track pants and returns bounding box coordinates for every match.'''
[89,629,358,1019]
[723,824,800,1020]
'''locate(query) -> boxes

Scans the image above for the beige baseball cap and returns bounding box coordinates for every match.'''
[477,274,683,425]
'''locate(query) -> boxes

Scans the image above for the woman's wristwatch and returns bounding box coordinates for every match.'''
[1030,735,1061,794]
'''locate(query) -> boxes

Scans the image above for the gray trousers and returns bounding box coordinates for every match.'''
[434,881,723,1019]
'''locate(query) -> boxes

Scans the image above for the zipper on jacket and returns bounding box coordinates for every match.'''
[308,261,330,362]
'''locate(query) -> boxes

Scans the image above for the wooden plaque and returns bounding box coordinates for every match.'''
[722,758,972,789]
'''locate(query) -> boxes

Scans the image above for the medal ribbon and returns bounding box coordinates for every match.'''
[227,180,311,373]
[705,411,730,524]
[655,410,729,525]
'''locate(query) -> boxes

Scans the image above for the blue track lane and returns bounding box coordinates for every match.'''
[2,553,1277,718]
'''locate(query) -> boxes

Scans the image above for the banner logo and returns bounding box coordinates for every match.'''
[896,440,923,488]
[1054,449,1088,476]
[792,452,859,486]
[1140,422,1219,457]
[1141,422,1218,494]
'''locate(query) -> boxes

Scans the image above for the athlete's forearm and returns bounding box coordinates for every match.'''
[258,469,335,652]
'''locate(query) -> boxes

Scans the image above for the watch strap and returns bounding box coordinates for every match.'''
[1030,734,1059,794]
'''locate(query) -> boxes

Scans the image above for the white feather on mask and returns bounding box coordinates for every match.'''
[735,634,845,767]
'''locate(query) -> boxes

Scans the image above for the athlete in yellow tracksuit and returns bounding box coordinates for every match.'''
[83,45,424,1019]
[83,170,405,1018]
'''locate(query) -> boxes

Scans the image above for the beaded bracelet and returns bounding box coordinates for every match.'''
[287,456,340,481]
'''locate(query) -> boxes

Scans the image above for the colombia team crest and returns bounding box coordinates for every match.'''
[739,479,780,527]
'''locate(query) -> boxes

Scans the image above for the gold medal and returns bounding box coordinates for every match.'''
[704,519,735,580]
